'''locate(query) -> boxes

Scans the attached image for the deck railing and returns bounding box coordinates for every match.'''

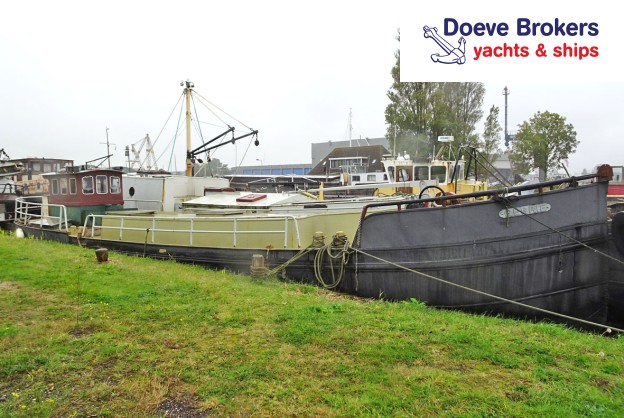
[359,171,609,219]
[83,213,303,249]
[14,197,69,231]
[0,183,28,196]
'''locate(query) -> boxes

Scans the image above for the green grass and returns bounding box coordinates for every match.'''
[1,232,623,416]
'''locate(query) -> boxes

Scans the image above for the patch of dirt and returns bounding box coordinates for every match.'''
[0,281,20,291]
[591,377,615,388]
[157,396,206,418]
[68,324,99,337]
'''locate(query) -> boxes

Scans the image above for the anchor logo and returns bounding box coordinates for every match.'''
[423,25,466,65]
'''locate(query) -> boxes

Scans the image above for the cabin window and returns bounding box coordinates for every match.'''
[367,174,377,182]
[43,163,52,172]
[351,175,360,182]
[387,166,395,182]
[397,168,410,182]
[60,178,68,195]
[414,166,429,180]
[51,179,59,195]
[96,175,108,194]
[451,164,465,181]
[82,176,94,194]
[431,166,446,183]
[69,178,77,195]
[110,176,121,194]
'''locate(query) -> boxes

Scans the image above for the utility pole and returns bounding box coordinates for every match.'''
[503,86,510,147]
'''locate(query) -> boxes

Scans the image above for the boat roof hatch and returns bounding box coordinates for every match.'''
[236,193,267,202]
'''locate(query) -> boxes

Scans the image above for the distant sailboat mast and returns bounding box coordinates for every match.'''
[349,108,353,147]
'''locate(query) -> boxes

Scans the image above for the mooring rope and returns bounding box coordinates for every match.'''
[313,233,353,289]
[263,246,315,278]
[264,233,354,290]
[353,247,623,334]
[263,233,326,278]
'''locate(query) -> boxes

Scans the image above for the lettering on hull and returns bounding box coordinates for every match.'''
[499,203,551,219]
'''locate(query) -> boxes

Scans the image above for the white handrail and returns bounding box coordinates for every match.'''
[82,213,303,249]
[14,197,69,231]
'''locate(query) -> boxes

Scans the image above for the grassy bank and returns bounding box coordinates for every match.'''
[1,233,623,417]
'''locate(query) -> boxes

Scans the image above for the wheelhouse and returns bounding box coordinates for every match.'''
[44,168,124,206]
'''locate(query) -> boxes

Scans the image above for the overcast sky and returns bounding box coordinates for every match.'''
[1,1,622,175]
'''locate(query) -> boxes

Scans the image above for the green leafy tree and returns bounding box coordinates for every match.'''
[481,105,503,166]
[385,34,485,159]
[509,111,578,181]
[193,157,230,176]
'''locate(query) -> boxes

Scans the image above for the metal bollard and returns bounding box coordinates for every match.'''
[250,254,269,278]
[95,248,109,263]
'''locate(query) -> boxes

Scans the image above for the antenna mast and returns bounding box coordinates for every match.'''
[503,86,510,147]
[99,127,115,168]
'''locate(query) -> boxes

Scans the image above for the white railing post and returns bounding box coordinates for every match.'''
[291,216,302,248]
[62,206,69,231]
[189,218,194,246]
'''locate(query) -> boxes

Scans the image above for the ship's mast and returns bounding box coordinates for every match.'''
[182,80,194,176]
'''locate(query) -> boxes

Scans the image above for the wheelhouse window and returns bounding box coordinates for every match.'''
[69,178,77,195]
[397,168,410,182]
[414,166,429,180]
[110,176,121,194]
[451,164,465,182]
[96,175,108,194]
[329,157,368,169]
[82,176,94,194]
[431,166,447,183]
[387,166,395,182]
[51,179,59,195]
[60,178,68,194]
